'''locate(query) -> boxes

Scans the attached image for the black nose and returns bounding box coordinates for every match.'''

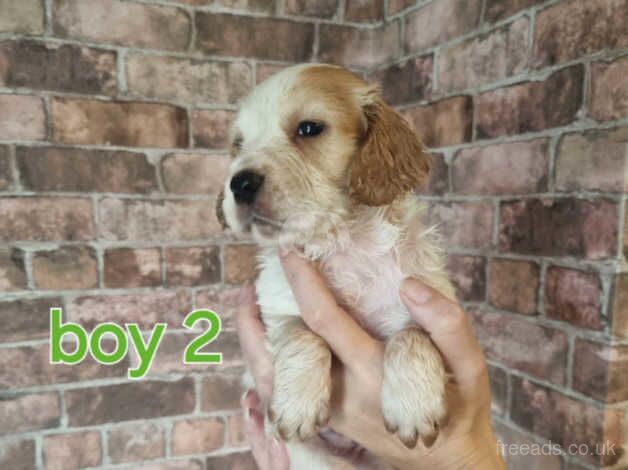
[230,170,265,205]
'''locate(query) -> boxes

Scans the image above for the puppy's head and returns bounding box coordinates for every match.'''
[220,64,431,245]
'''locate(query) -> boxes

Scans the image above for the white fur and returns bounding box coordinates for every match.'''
[223,64,456,469]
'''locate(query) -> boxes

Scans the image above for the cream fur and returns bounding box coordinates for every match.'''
[222,64,455,469]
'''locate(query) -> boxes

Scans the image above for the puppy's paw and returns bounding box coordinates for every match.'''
[269,336,332,441]
[382,327,448,449]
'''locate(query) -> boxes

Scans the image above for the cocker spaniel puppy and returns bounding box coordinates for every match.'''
[219,64,455,469]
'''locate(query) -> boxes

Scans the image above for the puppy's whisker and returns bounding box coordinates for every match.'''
[252,212,283,228]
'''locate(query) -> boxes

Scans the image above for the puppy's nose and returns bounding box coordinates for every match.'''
[230,169,265,205]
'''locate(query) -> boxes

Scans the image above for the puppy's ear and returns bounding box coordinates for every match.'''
[349,88,431,206]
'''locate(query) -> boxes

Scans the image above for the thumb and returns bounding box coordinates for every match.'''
[400,278,489,394]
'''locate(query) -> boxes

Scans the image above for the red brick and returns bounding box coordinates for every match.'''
[108,423,165,463]
[422,152,448,196]
[224,244,258,283]
[494,422,563,470]
[64,378,195,426]
[0,197,94,242]
[126,55,251,104]
[99,198,221,241]
[319,22,400,69]
[0,0,44,34]
[0,146,11,190]
[429,201,494,249]
[53,0,191,50]
[388,0,415,15]
[471,310,568,384]
[206,452,256,470]
[51,98,188,148]
[195,285,242,330]
[195,13,314,61]
[32,246,97,290]
[403,96,473,148]
[228,414,247,446]
[488,259,539,315]
[404,0,482,52]
[611,273,628,338]
[161,153,228,195]
[256,63,288,84]
[0,40,116,95]
[43,431,101,470]
[145,331,243,375]
[192,110,235,149]
[446,255,486,302]
[369,55,433,106]
[533,0,628,68]
[17,146,158,193]
[0,439,36,470]
[452,139,549,195]
[0,343,129,390]
[166,246,221,286]
[484,0,544,23]
[511,377,625,466]
[345,0,383,22]
[438,17,529,92]
[135,460,203,470]
[217,0,274,12]
[67,290,191,330]
[171,417,225,455]
[476,66,584,139]
[488,365,508,416]
[0,247,27,291]
[104,247,162,288]
[545,266,603,330]
[201,374,242,411]
[590,56,628,122]
[0,297,62,342]
[555,127,628,193]
[0,95,46,141]
[0,393,60,434]
[499,198,618,260]
[283,0,338,18]
[573,339,628,403]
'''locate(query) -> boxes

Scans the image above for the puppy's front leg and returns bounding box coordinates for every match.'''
[382,327,447,448]
[267,317,332,441]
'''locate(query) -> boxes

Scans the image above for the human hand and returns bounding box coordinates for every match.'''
[236,253,506,469]
[237,284,290,470]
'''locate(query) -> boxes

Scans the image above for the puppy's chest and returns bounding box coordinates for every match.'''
[319,243,411,340]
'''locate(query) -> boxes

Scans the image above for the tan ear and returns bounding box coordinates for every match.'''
[349,91,431,206]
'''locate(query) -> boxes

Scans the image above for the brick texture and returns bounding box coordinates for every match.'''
[475,65,584,139]
[1,0,626,468]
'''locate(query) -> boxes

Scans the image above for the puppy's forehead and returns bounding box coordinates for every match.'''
[234,64,367,143]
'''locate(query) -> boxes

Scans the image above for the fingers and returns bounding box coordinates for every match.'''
[242,390,290,470]
[236,283,273,399]
[280,251,382,366]
[400,278,489,393]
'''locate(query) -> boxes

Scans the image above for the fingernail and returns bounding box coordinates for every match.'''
[401,278,432,305]
[241,389,253,407]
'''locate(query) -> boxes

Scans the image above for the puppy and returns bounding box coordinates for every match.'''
[220,64,455,469]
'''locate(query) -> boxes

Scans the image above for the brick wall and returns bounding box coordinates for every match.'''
[0,0,626,469]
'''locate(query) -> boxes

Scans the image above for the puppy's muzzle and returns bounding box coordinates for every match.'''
[230,169,265,205]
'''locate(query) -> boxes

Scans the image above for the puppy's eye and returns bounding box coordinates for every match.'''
[297,121,324,137]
